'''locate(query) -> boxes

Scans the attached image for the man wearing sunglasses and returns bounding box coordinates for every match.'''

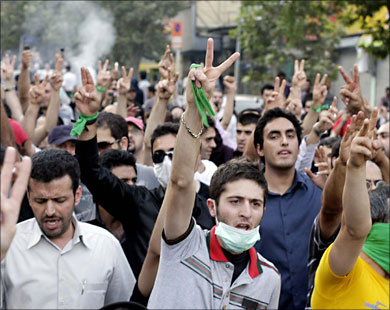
[74,67,214,279]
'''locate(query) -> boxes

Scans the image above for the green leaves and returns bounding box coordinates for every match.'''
[235,0,346,86]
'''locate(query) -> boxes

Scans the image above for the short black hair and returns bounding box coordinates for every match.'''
[99,149,137,175]
[238,110,260,126]
[261,84,274,95]
[148,85,156,94]
[140,71,147,80]
[206,116,215,129]
[210,157,268,206]
[29,149,80,194]
[97,112,128,141]
[319,136,341,149]
[330,138,341,159]
[369,184,390,224]
[254,107,302,151]
[150,122,179,153]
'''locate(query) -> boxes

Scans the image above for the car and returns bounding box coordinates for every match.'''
[233,94,263,114]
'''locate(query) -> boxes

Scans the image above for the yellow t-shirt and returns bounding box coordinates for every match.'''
[311,243,389,309]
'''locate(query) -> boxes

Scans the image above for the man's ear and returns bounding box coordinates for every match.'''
[120,136,129,151]
[256,144,264,157]
[207,199,216,218]
[74,185,82,206]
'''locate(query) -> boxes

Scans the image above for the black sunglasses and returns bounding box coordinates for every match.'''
[152,150,173,164]
[97,139,121,150]
[366,179,385,190]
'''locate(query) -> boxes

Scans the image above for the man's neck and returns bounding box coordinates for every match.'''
[264,165,295,195]
[360,251,389,280]
[135,149,144,163]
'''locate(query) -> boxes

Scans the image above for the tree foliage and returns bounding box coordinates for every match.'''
[339,0,390,59]
[236,1,346,86]
[98,1,189,75]
[1,1,188,74]
[1,1,30,54]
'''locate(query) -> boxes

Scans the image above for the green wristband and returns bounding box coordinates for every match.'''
[311,103,330,113]
[70,112,99,137]
[189,64,216,127]
[95,86,106,93]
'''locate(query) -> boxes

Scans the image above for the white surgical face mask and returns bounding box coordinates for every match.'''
[153,155,172,188]
[213,200,260,253]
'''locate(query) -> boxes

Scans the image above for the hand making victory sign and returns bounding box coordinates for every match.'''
[158,45,174,80]
[339,64,367,116]
[1,147,32,261]
[74,67,100,116]
[186,38,240,105]
[117,66,134,95]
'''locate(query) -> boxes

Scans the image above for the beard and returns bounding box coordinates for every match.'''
[37,214,72,239]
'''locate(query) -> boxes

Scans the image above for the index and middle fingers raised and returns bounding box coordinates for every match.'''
[121,66,134,79]
[81,67,94,87]
[98,59,109,73]
[294,59,305,72]
[1,147,31,201]
[315,73,328,87]
[204,38,240,75]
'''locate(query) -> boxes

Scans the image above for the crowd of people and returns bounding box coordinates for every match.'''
[1,36,389,310]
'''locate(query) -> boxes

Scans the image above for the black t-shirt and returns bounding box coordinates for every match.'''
[222,248,250,285]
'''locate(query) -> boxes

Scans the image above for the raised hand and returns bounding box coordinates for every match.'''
[1,54,17,83]
[1,147,32,260]
[117,66,134,95]
[264,76,287,112]
[339,65,364,114]
[156,68,179,100]
[97,59,111,89]
[74,67,100,115]
[292,59,306,89]
[285,87,303,119]
[317,96,339,132]
[305,146,331,190]
[186,38,240,105]
[127,103,141,117]
[223,75,237,94]
[49,53,64,91]
[312,73,328,109]
[29,74,49,105]
[339,111,365,165]
[158,45,174,80]
[348,108,378,168]
[21,49,32,69]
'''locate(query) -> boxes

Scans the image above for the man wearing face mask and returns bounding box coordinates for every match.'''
[148,39,281,309]
[74,68,214,279]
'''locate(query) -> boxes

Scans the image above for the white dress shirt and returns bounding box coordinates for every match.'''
[1,217,135,309]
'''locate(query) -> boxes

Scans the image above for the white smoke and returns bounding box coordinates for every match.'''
[23,1,116,85]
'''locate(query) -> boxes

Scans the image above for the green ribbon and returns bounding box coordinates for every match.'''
[70,112,99,137]
[311,103,330,113]
[95,86,106,93]
[190,64,216,127]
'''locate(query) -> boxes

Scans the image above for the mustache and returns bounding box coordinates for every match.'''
[42,215,62,221]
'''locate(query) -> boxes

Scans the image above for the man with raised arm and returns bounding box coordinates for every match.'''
[147,38,280,309]
[1,148,134,309]
[311,109,389,308]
